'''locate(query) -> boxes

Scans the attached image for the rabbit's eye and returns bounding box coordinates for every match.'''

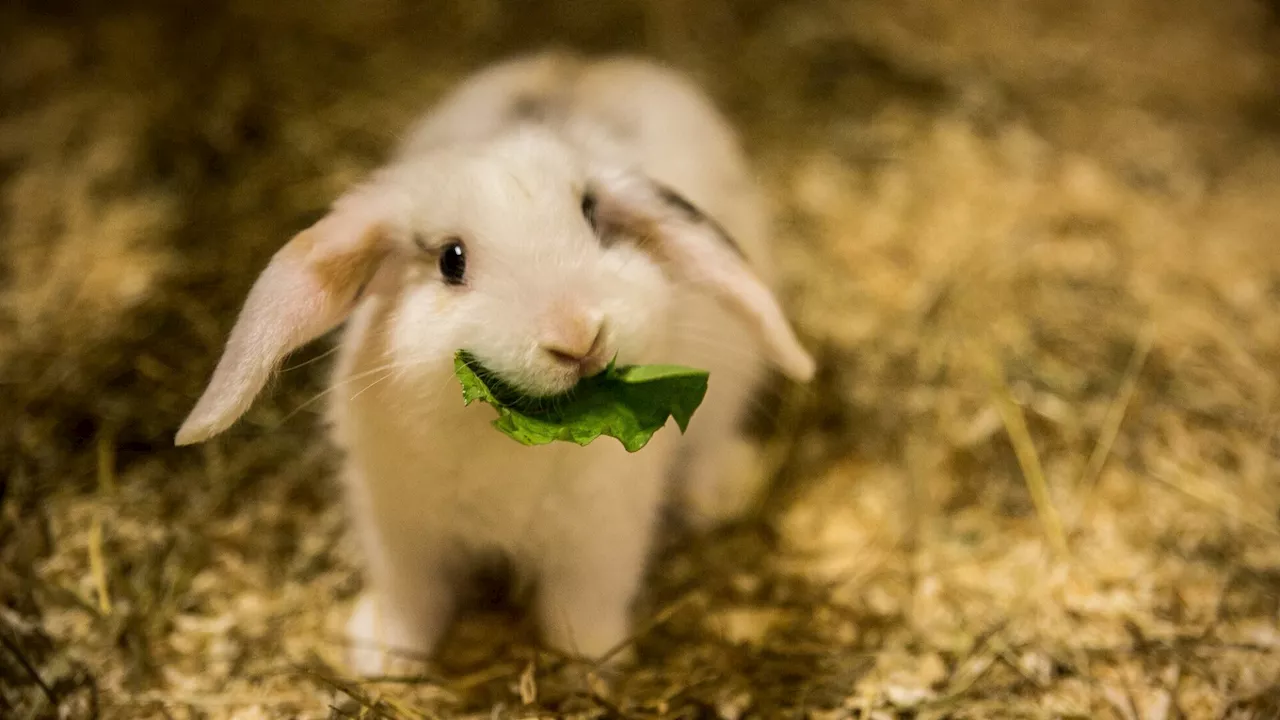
[581,192,598,231]
[438,239,467,285]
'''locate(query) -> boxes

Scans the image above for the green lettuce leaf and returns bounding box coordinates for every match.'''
[454,350,709,452]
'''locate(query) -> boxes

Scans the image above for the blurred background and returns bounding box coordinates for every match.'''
[3,1,1279,717]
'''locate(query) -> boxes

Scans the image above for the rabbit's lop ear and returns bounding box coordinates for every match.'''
[176,197,393,446]
[592,171,815,383]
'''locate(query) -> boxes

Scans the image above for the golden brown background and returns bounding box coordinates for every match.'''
[3,1,1279,717]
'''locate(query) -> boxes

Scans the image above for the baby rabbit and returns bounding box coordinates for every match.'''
[175,51,814,674]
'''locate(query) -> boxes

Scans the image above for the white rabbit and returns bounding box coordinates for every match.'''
[175,51,814,674]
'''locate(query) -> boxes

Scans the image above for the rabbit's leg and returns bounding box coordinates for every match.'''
[346,528,456,676]
[536,549,645,662]
[534,469,664,662]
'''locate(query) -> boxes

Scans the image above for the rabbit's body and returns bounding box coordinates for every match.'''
[335,294,680,668]
[175,52,813,674]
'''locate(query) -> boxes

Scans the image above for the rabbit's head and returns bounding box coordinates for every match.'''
[175,128,813,445]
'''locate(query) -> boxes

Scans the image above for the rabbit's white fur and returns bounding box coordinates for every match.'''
[175,51,813,674]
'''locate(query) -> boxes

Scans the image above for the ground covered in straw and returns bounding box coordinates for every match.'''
[4,1,1280,717]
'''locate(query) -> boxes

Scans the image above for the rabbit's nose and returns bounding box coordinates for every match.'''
[540,312,605,366]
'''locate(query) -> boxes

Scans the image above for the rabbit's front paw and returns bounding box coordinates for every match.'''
[345,592,444,677]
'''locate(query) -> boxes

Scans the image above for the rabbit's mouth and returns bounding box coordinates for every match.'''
[457,350,603,406]
[458,335,613,399]
[544,346,611,381]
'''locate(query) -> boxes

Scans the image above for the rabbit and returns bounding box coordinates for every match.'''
[174,50,815,675]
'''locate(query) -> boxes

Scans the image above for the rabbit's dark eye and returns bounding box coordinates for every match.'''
[439,239,466,285]
[581,192,598,231]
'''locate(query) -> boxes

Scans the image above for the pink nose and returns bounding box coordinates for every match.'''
[540,314,604,368]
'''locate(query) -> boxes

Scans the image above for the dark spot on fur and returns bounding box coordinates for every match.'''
[606,113,639,140]
[510,94,549,123]
[654,184,703,223]
[653,182,747,259]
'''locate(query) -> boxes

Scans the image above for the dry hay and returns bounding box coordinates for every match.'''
[3,1,1280,718]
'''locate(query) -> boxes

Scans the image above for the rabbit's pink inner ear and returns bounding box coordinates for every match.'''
[175,213,390,446]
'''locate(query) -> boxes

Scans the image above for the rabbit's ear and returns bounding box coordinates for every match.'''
[592,171,815,383]
[176,199,392,446]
